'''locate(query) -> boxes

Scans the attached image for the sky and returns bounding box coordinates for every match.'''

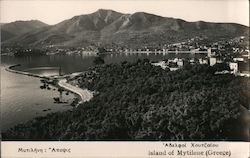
[0,0,249,26]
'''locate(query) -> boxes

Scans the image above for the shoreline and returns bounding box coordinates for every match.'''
[6,64,94,107]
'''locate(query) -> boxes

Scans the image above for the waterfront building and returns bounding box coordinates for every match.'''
[177,59,184,67]
[170,67,179,71]
[229,62,238,74]
[209,57,217,66]
[233,58,244,62]
[151,61,168,70]
[199,58,208,64]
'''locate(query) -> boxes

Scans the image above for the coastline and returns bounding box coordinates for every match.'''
[2,60,249,141]
[5,64,94,106]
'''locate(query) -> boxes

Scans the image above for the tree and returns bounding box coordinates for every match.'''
[212,63,230,72]
[93,56,105,65]
[97,47,107,54]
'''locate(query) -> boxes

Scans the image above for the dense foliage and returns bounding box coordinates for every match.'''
[97,47,107,54]
[93,56,105,65]
[3,59,249,140]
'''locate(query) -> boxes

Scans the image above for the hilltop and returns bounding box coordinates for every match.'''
[1,20,49,41]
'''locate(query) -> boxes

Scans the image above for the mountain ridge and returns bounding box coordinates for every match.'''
[2,9,249,48]
[1,20,49,41]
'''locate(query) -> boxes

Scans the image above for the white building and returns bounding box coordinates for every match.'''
[207,48,212,57]
[229,62,238,74]
[169,58,179,63]
[199,58,208,64]
[152,61,168,69]
[233,58,244,62]
[209,57,217,66]
[170,67,179,71]
[207,48,215,58]
[177,59,184,67]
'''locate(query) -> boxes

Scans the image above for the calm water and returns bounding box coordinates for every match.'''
[1,53,203,131]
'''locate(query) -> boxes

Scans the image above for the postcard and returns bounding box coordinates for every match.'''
[1,0,249,157]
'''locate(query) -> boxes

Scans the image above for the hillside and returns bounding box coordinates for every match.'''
[2,61,249,140]
[1,20,49,41]
[2,9,249,48]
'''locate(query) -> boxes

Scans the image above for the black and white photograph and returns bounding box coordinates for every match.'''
[0,0,249,147]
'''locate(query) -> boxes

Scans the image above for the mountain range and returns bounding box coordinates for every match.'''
[1,9,249,48]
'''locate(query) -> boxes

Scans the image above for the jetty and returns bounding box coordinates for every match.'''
[6,64,51,80]
[6,64,93,106]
